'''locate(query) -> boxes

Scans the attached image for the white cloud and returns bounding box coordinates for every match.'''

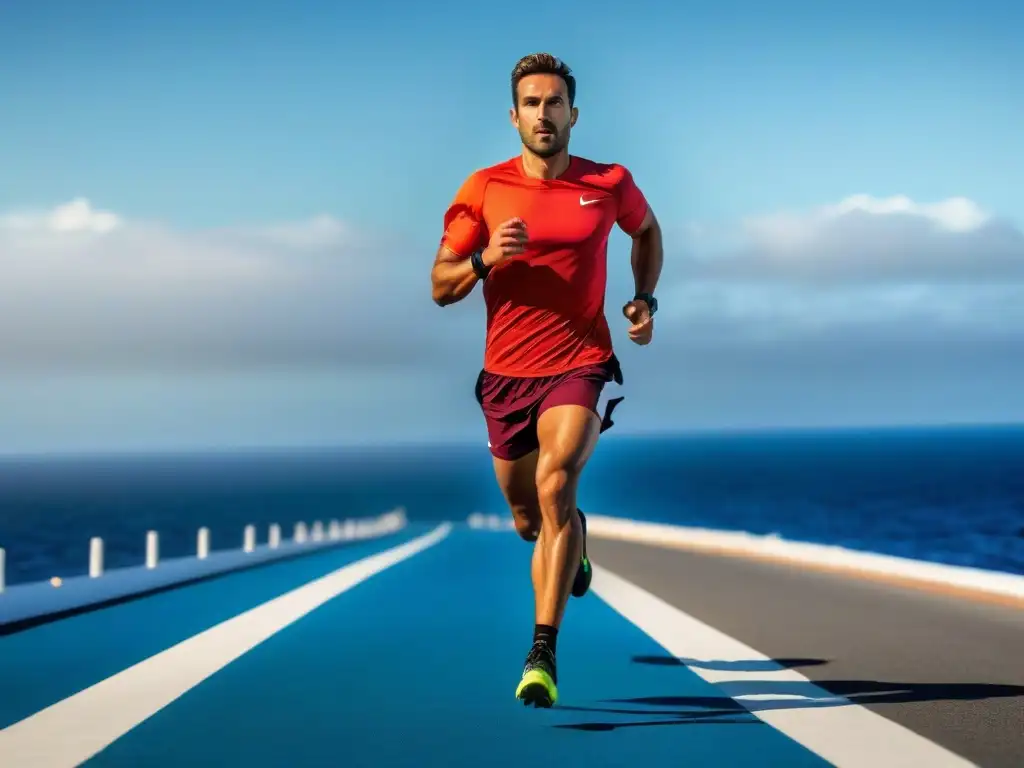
[4,193,1022,377]
[823,194,989,232]
[1,193,1022,451]
[677,193,1024,286]
[660,194,1024,339]
[0,198,478,374]
[623,193,1024,429]
[0,198,122,234]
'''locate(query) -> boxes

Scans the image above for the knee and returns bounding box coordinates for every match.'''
[509,504,539,542]
[536,467,575,524]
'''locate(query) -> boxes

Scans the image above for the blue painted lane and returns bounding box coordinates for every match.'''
[0,525,432,731]
[84,527,828,767]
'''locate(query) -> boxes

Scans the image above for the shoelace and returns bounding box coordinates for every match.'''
[524,642,557,683]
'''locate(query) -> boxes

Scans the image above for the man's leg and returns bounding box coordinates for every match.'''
[492,451,541,541]
[497,448,589,588]
[476,365,545,540]
[492,453,552,648]
[514,403,601,708]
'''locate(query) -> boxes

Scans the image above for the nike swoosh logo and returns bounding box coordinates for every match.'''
[579,195,604,206]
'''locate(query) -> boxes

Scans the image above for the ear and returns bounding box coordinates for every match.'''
[570,106,578,127]
[509,106,519,128]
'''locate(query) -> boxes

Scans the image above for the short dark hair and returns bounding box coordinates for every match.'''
[511,53,576,107]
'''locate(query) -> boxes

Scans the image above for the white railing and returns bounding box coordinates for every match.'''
[0,508,407,597]
[466,512,514,530]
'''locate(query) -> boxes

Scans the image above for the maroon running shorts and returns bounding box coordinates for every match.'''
[474,355,624,461]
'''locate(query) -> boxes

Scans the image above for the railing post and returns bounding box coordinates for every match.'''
[268,524,281,549]
[0,547,5,593]
[243,525,256,553]
[197,527,210,559]
[89,537,104,577]
[146,531,159,569]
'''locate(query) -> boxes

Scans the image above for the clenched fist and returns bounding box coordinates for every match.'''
[482,218,528,267]
[622,298,654,345]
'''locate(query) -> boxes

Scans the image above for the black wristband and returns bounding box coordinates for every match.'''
[634,292,658,315]
[471,250,491,280]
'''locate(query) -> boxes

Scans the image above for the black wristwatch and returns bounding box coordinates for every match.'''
[470,250,491,280]
[634,292,658,315]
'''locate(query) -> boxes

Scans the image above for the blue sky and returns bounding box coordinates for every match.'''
[1,0,1022,453]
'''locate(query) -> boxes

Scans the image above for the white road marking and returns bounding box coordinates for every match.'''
[0,523,451,768]
[591,563,977,768]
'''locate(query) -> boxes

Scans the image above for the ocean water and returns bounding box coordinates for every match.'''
[0,425,1022,587]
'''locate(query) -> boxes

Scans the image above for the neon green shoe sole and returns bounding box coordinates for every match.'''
[515,668,558,708]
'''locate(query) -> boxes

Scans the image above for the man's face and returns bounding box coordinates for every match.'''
[511,74,578,158]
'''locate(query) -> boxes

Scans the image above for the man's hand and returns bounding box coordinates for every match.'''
[482,218,528,267]
[622,299,654,345]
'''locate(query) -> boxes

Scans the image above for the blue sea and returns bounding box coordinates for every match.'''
[1,425,1023,588]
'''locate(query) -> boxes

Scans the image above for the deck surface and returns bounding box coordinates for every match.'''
[1,522,1020,767]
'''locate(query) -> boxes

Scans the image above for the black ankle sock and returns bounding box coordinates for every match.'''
[534,624,558,652]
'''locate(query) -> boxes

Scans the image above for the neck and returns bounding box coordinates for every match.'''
[520,147,570,179]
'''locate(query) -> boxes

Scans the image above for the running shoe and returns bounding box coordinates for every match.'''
[515,642,558,708]
[571,507,592,597]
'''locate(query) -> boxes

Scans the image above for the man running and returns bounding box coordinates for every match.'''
[430,52,663,707]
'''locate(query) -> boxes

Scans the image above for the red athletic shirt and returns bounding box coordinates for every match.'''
[440,155,649,377]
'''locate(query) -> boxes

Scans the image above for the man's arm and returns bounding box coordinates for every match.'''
[432,218,528,305]
[431,171,489,307]
[614,167,663,302]
[628,206,663,297]
[431,245,482,306]
[616,168,662,345]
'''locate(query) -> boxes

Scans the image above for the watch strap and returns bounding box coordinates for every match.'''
[470,250,491,280]
[634,291,657,314]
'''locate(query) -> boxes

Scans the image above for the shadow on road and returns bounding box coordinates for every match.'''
[554,654,1024,732]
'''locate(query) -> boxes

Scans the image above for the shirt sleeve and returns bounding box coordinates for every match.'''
[615,166,650,236]
[440,171,489,257]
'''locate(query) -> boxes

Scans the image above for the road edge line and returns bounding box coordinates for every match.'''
[591,562,976,768]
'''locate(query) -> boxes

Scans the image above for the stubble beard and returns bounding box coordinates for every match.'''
[521,124,570,159]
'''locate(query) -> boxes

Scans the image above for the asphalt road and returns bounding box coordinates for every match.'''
[587,536,1024,768]
[4,523,1020,767]
[0,526,832,768]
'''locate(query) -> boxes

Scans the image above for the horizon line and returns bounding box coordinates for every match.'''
[1,419,1022,461]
